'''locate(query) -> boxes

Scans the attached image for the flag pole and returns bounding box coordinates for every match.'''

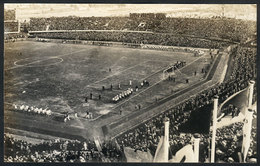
[193,133,200,162]
[242,109,254,162]
[211,95,218,163]
[164,117,170,161]
[241,80,255,162]
[248,80,255,107]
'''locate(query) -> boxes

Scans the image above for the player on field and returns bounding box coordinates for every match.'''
[141,82,144,88]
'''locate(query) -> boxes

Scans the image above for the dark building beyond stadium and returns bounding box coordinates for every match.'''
[4,12,257,163]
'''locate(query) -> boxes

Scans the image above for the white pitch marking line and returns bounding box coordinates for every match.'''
[86,59,172,89]
[15,58,64,68]
[6,48,88,71]
[85,60,149,88]
[110,54,206,111]
[141,62,173,81]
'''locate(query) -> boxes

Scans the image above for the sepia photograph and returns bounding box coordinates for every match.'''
[3,4,257,163]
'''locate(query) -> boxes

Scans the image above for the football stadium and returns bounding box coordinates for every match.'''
[3,4,257,163]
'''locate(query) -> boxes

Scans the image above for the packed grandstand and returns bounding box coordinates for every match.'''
[4,9,257,163]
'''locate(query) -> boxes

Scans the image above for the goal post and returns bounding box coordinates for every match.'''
[163,66,176,80]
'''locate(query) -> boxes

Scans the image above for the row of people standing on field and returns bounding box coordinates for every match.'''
[112,80,150,103]
[112,88,133,103]
[166,61,186,73]
[12,104,52,116]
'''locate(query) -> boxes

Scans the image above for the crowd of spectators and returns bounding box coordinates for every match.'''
[4,15,257,162]
[28,16,255,43]
[4,21,19,33]
[27,15,257,49]
[4,33,27,42]
[4,9,16,21]
[215,122,243,162]
[218,104,240,119]
[30,31,229,49]
[116,46,257,162]
[29,17,129,31]
[4,46,257,163]
[157,18,255,42]
[4,134,122,162]
[215,119,257,163]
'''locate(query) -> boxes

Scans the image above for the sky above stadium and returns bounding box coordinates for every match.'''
[5,4,256,21]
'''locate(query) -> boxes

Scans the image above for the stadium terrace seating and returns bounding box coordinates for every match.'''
[4,21,19,32]
[29,17,130,31]
[4,10,16,21]
[4,33,25,41]
[29,31,230,49]
[5,14,257,163]
[4,46,257,163]
[156,18,256,42]
[116,46,256,162]
[4,134,122,162]
[28,16,256,42]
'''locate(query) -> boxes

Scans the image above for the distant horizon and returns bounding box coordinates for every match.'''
[5,4,257,21]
